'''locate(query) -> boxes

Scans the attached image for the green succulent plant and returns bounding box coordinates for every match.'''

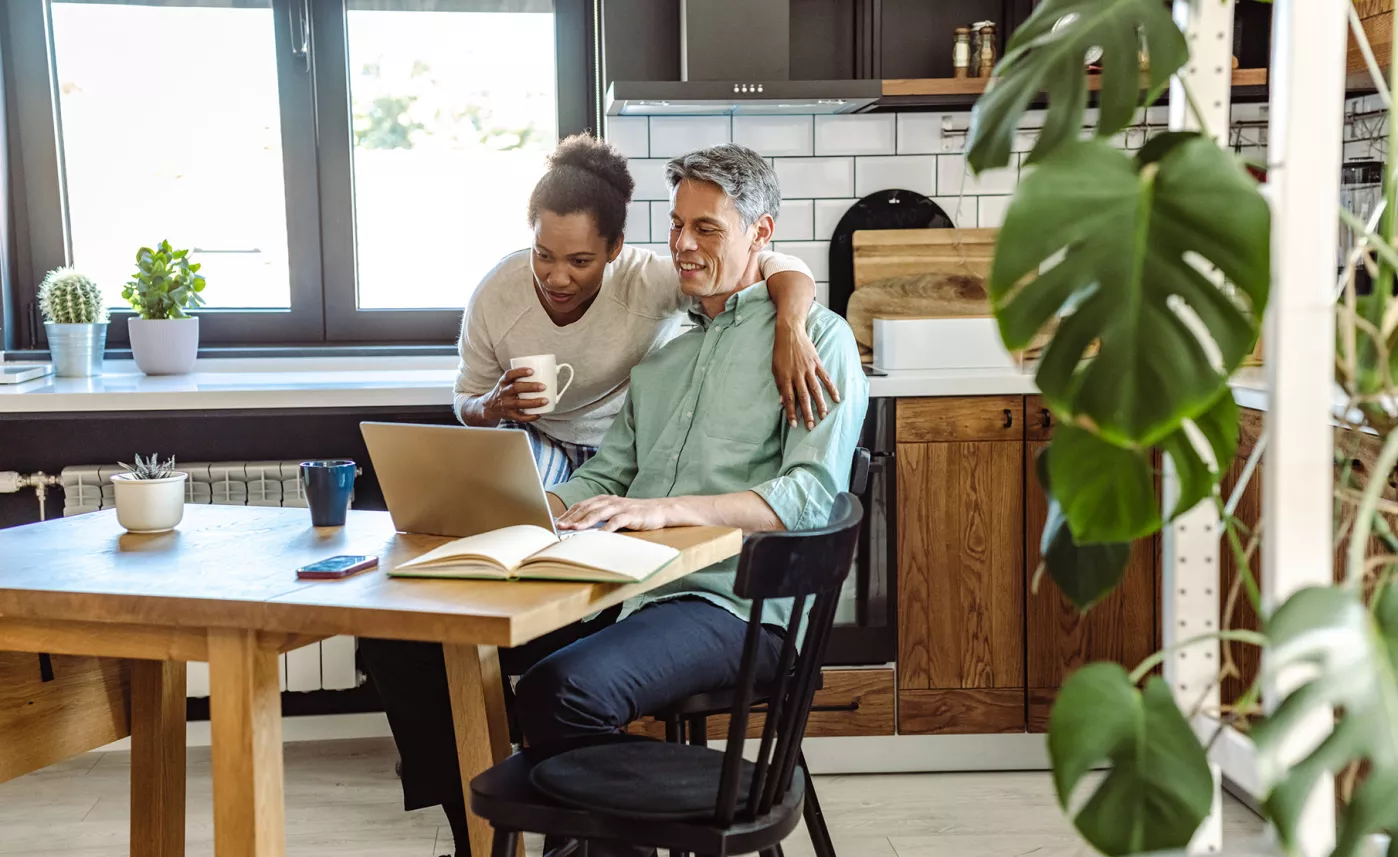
[122,240,206,320]
[37,267,107,324]
[118,453,178,480]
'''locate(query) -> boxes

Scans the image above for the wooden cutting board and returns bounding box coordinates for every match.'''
[848,228,999,360]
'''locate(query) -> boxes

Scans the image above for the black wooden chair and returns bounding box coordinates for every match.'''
[647,448,870,857]
[469,492,865,857]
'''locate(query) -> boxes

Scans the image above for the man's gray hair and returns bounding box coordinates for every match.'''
[664,143,782,229]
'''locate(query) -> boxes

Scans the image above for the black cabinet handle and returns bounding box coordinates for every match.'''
[1003,408,1013,429]
[1041,408,1052,429]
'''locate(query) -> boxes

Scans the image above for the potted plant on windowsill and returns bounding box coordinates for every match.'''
[122,240,207,376]
[37,266,107,378]
[111,453,187,533]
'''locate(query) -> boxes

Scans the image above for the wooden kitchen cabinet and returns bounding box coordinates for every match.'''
[1022,396,1159,732]
[897,396,1026,734]
[1219,408,1264,713]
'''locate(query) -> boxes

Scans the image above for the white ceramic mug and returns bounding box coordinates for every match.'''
[509,354,575,415]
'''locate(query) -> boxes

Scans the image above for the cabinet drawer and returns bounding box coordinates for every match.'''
[625,667,895,739]
[896,396,1025,443]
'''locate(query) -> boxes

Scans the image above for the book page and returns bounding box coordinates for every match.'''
[396,524,558,573]
[522,530,680,581]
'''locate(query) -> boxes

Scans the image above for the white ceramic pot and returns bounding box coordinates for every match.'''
[112,472,188,533]
[128,316,199,375]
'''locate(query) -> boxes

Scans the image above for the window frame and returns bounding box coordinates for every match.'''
[3,0,599,351]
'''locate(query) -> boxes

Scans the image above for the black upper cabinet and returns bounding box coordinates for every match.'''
[601,0,1031,88]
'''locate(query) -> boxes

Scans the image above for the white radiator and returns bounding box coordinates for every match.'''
[59,459,362,699]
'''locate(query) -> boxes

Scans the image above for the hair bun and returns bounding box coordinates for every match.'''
[549,133,635,204]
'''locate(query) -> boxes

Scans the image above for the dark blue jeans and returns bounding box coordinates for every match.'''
[359,598,783,855]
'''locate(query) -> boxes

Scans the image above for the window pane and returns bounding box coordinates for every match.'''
[347,7,556,310]
[51,1,292,310]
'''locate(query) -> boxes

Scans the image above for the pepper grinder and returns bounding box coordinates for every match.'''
[977,22,998,78]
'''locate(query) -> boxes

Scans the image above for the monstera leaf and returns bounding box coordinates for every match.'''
[1157,389,1240,520]
[1049,425,1160,543]
[1253,586,1398,857]
[1049,663,1214,855]
[967,0,1187,173]
[1036,445,1133,609]
[990,133,1269,449]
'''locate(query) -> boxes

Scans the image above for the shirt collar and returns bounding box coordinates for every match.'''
[686,280,771,329]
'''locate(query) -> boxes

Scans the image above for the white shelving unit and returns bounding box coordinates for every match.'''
[1161,0,1346,852]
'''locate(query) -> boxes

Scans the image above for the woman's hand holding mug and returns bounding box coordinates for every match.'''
[483,367,550,423]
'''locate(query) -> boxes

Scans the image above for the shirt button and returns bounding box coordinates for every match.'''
[684,410,693,418]
[671,454,679,462]
[736,314,743,323]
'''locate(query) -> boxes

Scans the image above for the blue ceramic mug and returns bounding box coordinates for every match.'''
[301,459,356,527]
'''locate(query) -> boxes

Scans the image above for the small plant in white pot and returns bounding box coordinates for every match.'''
[112,453,188,533]
[122,240,206,376]
[37,266,108,378]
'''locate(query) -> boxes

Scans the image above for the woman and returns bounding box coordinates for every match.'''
[363,134,838,857]
[452,132,839,485]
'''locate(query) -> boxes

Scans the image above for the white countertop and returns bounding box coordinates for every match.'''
[0,356,1277,414]
[0,356,1043,413]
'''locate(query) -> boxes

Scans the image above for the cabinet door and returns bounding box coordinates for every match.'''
[897,397,1025,734]
[1024,408,1159,731]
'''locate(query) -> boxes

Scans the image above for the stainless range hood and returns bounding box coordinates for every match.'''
[605,0,881,117]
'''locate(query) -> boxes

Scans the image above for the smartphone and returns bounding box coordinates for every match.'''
[296,554,379,580]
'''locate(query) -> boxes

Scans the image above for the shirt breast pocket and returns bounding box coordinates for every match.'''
[702,352,782,444]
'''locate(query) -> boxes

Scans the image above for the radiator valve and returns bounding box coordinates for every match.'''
[0,471,63,520]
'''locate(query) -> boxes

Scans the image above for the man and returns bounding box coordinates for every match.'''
[362,144,866,857]
[513,142,868,758]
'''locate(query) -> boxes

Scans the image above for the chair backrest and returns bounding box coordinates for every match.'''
[713,492,864,826]
[850,447,871,495]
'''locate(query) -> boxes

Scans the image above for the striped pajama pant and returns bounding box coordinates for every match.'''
[499,420,598,487]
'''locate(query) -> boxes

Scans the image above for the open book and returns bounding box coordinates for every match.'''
[389,524,680,583]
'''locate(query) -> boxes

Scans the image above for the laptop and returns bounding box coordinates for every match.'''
[360,421,557,539]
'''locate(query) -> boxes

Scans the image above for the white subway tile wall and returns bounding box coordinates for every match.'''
[772,241,830,282]
[733,115,814,156]
[650,202,672,244]
[626,200,651,243]
[775,157,856,198]
[815,115,897,156]
[605,117,650,158]
[932,196,976,229]
[628,158,672,201]
[814,198,859,238]
[895,113,943,155]
[977,195,1013,229]
[606,105,1272,301]
[773,199,815,242]
[649,116,731,158]
[856,155,937,197]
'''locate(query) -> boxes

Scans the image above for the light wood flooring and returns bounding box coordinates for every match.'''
[0,737,1264,857]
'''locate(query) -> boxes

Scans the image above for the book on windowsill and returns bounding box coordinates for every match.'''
[388,524,680,583]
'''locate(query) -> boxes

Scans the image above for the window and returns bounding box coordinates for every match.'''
[4,0,596,349]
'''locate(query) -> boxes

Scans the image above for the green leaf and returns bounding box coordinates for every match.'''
[990,134,1269,447]
[1157,390,1239,519]
[967,0,1187,172]
[1048,424,1160,543]
[1036,444,1133,609]
[1049,663,1214,855]
[1252,585,1398,857]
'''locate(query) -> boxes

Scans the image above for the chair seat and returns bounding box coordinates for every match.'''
[531,742,754,821]
[470,742,807,856]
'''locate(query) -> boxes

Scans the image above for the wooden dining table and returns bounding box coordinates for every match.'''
[0,504,741,857]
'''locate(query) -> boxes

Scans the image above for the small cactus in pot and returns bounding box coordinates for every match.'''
[38,266,108,378]
[38,267,107,324]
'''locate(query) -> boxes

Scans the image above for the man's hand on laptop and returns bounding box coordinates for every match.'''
[555,496,672,533]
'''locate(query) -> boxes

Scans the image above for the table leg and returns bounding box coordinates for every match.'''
[131,660,187,857]
[208,629,285,857]
[444,644,518,857]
